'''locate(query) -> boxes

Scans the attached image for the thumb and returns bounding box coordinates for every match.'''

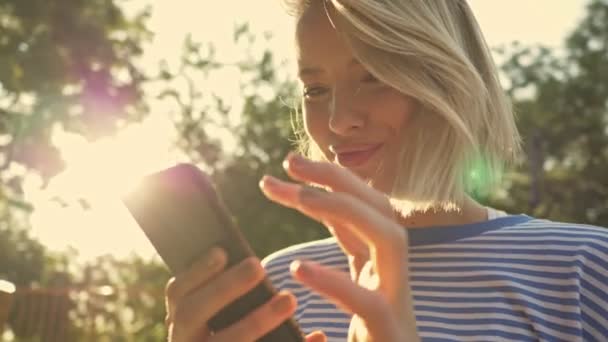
[305,330,327,342]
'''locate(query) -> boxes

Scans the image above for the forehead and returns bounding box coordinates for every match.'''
[295,1,353,70]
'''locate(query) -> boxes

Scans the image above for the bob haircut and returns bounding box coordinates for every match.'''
[283,0,521,214]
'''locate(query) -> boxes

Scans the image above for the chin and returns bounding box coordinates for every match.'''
[346,166,369,180]
[364,171,392,194]
[355,170,381,188]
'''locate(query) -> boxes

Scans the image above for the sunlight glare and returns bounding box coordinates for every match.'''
[26,113,184,262]
[22,0,586,262]
[0,280,15,294]
[50,114,179,199]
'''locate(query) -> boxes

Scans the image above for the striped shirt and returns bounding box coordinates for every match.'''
[262,215,608,341]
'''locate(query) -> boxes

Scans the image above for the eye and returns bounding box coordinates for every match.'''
[302,85,329,99]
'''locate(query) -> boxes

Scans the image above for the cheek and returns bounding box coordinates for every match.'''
[303,105,331,154]
[370,90,416,135]
[303,104,323,137]
[372,94,416,184]
[393,97,416,133]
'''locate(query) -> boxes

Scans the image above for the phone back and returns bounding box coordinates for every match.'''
[123,164,304,342]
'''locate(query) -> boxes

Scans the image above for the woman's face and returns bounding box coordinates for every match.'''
[295,2,417,193]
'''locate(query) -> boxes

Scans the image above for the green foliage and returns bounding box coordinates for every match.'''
[0,0,156,340]
[156,25,328,258]
[5,250,170,341]
[490,0,608,226]
[0,223,44,287]
[1,0,607,340]
[66,254,169,341]
[0,0,151,178]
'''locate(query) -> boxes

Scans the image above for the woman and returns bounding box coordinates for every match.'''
[164,0,608,341]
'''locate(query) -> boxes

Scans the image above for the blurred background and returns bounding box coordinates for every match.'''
[1,0,607,340]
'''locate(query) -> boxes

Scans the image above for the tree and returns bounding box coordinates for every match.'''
[0,0,153,339]
[0,0,151,179]
[490,0,608,227]
[157,25,328,258]
[2,0,607,340]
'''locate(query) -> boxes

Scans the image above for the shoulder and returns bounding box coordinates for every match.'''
[262,237,348,290]
[507,217,608,277]
[516,219,608,337]
[501,217,608,254]
[504,217,608,241]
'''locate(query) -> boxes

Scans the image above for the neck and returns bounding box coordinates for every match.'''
[396,196,488,229]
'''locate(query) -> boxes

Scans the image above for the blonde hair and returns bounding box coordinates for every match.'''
[284,0,521,214]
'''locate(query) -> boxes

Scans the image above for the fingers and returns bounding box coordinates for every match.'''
[305,331,327,342]
[325,217,369,270]
[290,259,393,339]
[260,153,416,339]
[211,291,297,342]
[260,176,407,294]
[281,153,399,279]
[283,153,393,218]
[293,260,417,341]
[168,257,266,341]
[165,247,227,324]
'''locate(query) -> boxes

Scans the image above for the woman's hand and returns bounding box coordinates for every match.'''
[259,153,420,342]
[164,247,326,342]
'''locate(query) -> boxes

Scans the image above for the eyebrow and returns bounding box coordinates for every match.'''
[298,58,361,78]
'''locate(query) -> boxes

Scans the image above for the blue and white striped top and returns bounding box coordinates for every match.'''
[262,215,608,341]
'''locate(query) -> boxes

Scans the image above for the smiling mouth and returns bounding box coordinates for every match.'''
[333,144,383,168]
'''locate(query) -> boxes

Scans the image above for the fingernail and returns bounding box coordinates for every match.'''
[260,176,296,201]
[260,175,281,191]
[290,260,312,277]
[282,158,290,170]
[206,247,224,269]
[242,258,262,281]
[272,293,293,313]
[259,175,270,189]
[283,153,305,171]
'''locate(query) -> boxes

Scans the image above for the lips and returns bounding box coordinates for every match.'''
[331,143,383,168]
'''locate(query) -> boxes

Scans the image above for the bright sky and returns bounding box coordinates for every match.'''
[23,0,587,263]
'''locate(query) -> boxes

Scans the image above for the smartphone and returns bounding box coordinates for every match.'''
[122,163,304,342]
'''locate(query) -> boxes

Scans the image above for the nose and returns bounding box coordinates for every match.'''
[329,85,365,136]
